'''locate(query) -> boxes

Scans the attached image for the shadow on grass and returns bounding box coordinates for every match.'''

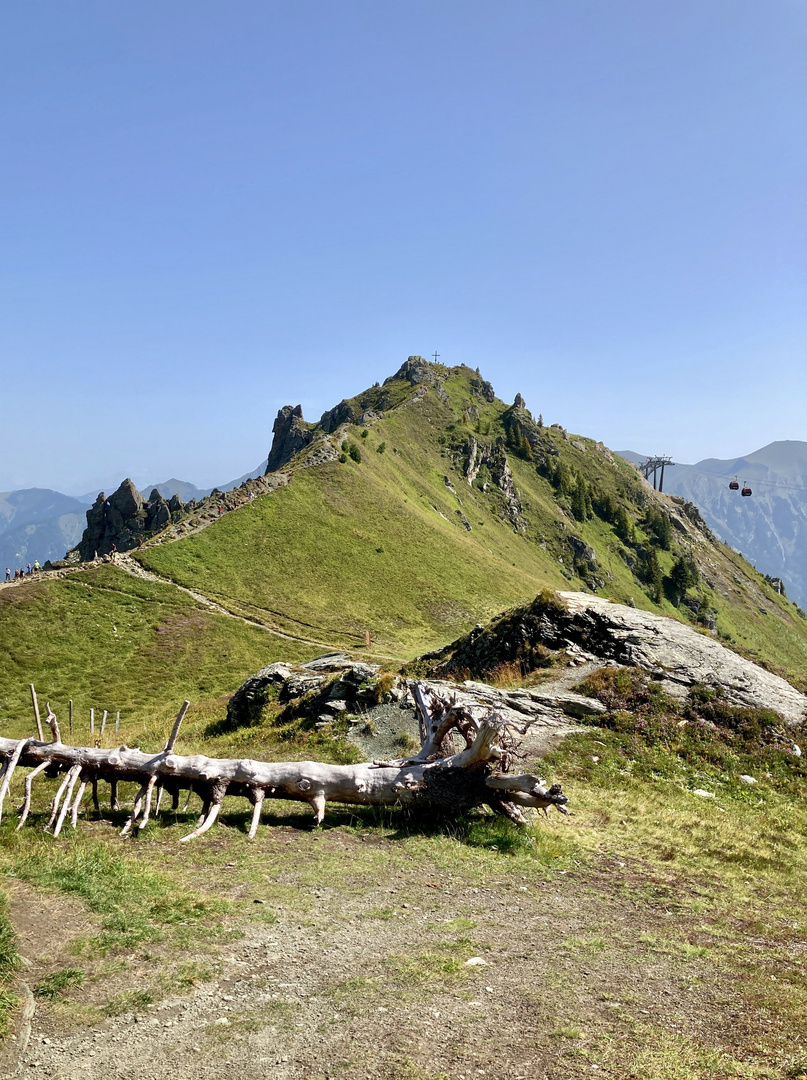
[12,797,570,861]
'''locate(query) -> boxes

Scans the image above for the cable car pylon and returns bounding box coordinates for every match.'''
[639,455,674,492]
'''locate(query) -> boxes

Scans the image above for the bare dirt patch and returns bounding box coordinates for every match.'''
[10,822,803,1080]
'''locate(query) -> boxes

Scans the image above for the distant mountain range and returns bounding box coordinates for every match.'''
[0,489,87,572]
[619,441,807,610]
[0,463,267,571]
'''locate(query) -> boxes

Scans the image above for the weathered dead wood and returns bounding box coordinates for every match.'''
[0,682,570,841]
[29,685,43,741]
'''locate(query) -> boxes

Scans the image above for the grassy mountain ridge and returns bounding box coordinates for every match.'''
[136,360,807,679]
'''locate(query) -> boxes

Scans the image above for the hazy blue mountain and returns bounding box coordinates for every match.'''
[0,488,87,570]
[217,460,268,491]
[141,478,213,502]
[619,442,807,609]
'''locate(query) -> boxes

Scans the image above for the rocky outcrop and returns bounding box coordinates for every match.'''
[490,447,525,533]
[224,653,382,730]
[319,400,356,433]
[224,653,583,764]
[146,489,171,532]
[470,376,495,403]
[296,436,340,469]
[568,536,597,570]
[265,405,314,473]
[460,437,524,531]
[428,591,807,727]
[70,479,181,559]
[384,356,447,389]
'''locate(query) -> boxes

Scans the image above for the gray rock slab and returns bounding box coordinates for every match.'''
[559,591,806,726]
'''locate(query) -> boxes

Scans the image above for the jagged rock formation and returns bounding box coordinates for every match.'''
[426,591,807,727]
[67,480,190,560]
[266,405,314,473]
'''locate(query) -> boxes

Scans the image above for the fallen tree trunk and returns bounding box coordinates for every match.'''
[0,682,569,841]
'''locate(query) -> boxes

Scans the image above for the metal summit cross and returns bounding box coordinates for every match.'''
[432,350,440,363]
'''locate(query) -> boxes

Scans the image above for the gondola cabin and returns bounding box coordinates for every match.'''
[729,480,739,490]
[741,485,752,497]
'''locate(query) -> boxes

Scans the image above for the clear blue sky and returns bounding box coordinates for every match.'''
[2,0,805,494]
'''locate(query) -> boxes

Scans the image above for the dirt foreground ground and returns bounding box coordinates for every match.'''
[2,804,803,1080]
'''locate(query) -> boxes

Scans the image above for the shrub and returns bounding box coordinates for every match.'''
[348,443,362,464]
[360,429,369,439]
[377,442,386,454]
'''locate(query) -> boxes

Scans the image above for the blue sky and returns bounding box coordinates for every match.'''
[1,0,805,493]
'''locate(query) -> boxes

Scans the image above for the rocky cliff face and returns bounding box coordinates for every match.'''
[265,405,315,473]
[69,479,188,559]
[426,591,807,727]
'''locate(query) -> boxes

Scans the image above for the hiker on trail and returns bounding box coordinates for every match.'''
[33,560,40,572]
[14,569,19,580]
[218,505,223,516]
[4,568,9,582]
[26,563,32,576]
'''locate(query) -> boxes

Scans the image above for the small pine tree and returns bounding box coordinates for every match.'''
[557,462,573,497]
[520,434,533,460]
[537,413,544,428]
[594,493,616,521]
[666,555,699,605]
[570,474,588,521]
[645,550,663,602]
[376,442,386,454]
[360,429,369,439]
[614,506,632,541]
[348,443,362,463]
[646,507,673,550]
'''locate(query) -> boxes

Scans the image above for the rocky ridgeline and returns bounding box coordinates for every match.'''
[263,355,445,473]
[56,471,291,564]
[426,591,807,727]
[61,357,450,562]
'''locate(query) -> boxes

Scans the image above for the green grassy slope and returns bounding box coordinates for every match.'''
[0,565,317,738]
[139,391,568,655]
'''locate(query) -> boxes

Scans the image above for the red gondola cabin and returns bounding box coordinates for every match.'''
[741,485,752,497]
[729,480,739,490]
